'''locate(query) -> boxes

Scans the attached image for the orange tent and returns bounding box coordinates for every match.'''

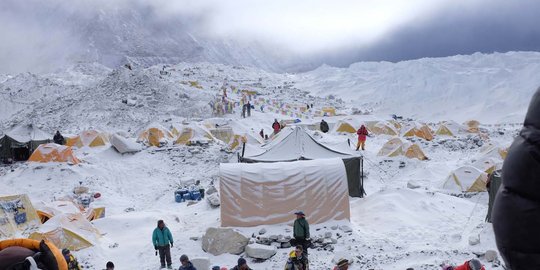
[138,125,173,147]
[65,130,109,148]
[28,143,80,164]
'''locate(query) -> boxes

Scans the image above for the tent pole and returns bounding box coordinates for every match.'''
[241,142,246,157]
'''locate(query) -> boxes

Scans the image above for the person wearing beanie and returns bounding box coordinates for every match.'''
[493,87,540,269]
[105,261,115,270]
[230,257,252,270]
[178,254,196,270]
[152,219,174,269]
[333,258,349,270]
[291,211,310,257]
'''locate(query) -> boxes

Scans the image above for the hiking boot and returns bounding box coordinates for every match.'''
[160,265,165,269]
[167,265,173,269]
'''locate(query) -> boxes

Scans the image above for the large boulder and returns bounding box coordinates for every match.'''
[191,257,211,270]
[245,244,277,259]
[207,193,220,207]
[202,228,249,255]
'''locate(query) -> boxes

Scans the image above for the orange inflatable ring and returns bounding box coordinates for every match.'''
[0,238,68,270]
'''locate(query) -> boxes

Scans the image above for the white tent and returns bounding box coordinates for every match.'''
[220,158,351,227]
[111,134,142,154]
[241,126,352,162]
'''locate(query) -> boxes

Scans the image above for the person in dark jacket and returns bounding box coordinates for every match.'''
[320,119,329,133]
[247,101,251,117]
[105,261,115,270]
[178,254,196,270]
[241,104,247,118]
[153,220,174,269]
[230,257,252,270]
[53,131,65,145]
[493,87,540,269]
[284,245,309,270]
[62,249,81,270]
[291,211,310,257]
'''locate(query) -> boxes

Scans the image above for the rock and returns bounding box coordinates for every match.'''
[339,225,353,233]
[256,237,272,246]
[191,257,210,270]
[285,228,291,233]
[323,238,333,244]
[189,236,199,241]
[206,193,220,207]
[258,228,267,235]
[269,235,278,241]
[271,242,281,249]
[202,227,249,256]
[324,232,332,238]
[485,250,498,262]
[451,234,462,242]
[331,238,338,244]
[187,201,199,206]
[468,234,480,246]
[245,244,277,259]
[281,242,291,249]
[332,253,354,266]
[331,225,338,230]
[206,185,217,195]
[407,180,421,189]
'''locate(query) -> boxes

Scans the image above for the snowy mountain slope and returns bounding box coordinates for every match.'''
[296,51,540,123]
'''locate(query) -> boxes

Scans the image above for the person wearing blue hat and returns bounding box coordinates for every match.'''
[292,211,310,257]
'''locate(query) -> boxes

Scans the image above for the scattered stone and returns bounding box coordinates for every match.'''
[325,232,332,238]
[189,236,200,241]
[206,193,220,207]
[202,227,249,255]
[187,200,199,206]
[407,180,421,189]
[485,250,498,262]
[339,225,353,233]
[281,242,291,249]
[258,228,267,235]
[468,234,480,246]
[323,238,333,244]
[331,225,338,230]
[124,207,135,212]
[331,238,338,244]
[245,244,277,259]
[451,234,462,242]
[108,243,119,248]
[269,235,278,241]
[255,237,272,246]
[206,185,217,195]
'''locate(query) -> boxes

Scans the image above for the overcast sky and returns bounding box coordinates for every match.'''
[1,0,540,72]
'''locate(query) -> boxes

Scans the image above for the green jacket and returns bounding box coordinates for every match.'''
[293,217,310,239]
[152,227,173,246]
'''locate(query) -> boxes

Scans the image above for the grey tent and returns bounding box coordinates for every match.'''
[0,124,51,162]
[239,126,365,197]
[486,169,502,223]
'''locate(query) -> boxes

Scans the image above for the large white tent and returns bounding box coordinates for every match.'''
[220,158,351,227]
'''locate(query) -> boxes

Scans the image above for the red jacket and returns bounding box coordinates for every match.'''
[357,126,368,141]
[454,261,485,270]
[272,122,281,132]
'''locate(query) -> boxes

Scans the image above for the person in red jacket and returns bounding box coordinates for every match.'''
[356,125,368,151]
[272,119,281,135]
[442,259,485,270]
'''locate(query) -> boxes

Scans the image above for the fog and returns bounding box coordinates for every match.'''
[1,0,539,73]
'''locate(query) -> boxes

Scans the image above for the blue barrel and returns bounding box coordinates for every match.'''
[190,190,201,201]
[182,193,192,201]
[175,192,183,203]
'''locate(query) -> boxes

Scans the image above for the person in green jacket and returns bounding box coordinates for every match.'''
[153,220,174,269]
[292,211,310,257]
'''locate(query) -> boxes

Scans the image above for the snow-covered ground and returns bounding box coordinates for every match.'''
[0,51,534,269]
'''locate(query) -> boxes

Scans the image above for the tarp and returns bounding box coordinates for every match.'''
[0,124,51,161]
[110,134,141,154]
[28,143,80,164]
[220,158,351,227]
[0,194,41,238]
[486,169,502,222]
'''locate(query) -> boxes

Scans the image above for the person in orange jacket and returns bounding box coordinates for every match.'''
[356,125,368,151]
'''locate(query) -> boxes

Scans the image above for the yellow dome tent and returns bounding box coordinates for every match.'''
[0,194,41,238]
[371,121,399,136]
[443,166,488,192]
[464,120,480,133]
[435,120,465,137]
[377,138,428,160]
[334,120,356,133]
[28,144,80,164]
[174,124,215,145]
[138,124,173,147]
[65,130,109,148]
[402,123,434,141]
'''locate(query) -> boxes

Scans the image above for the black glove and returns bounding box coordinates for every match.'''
[170,243,173,248]
[154,245,158,250]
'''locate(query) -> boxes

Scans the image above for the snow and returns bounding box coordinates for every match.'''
[0,51,531,269]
